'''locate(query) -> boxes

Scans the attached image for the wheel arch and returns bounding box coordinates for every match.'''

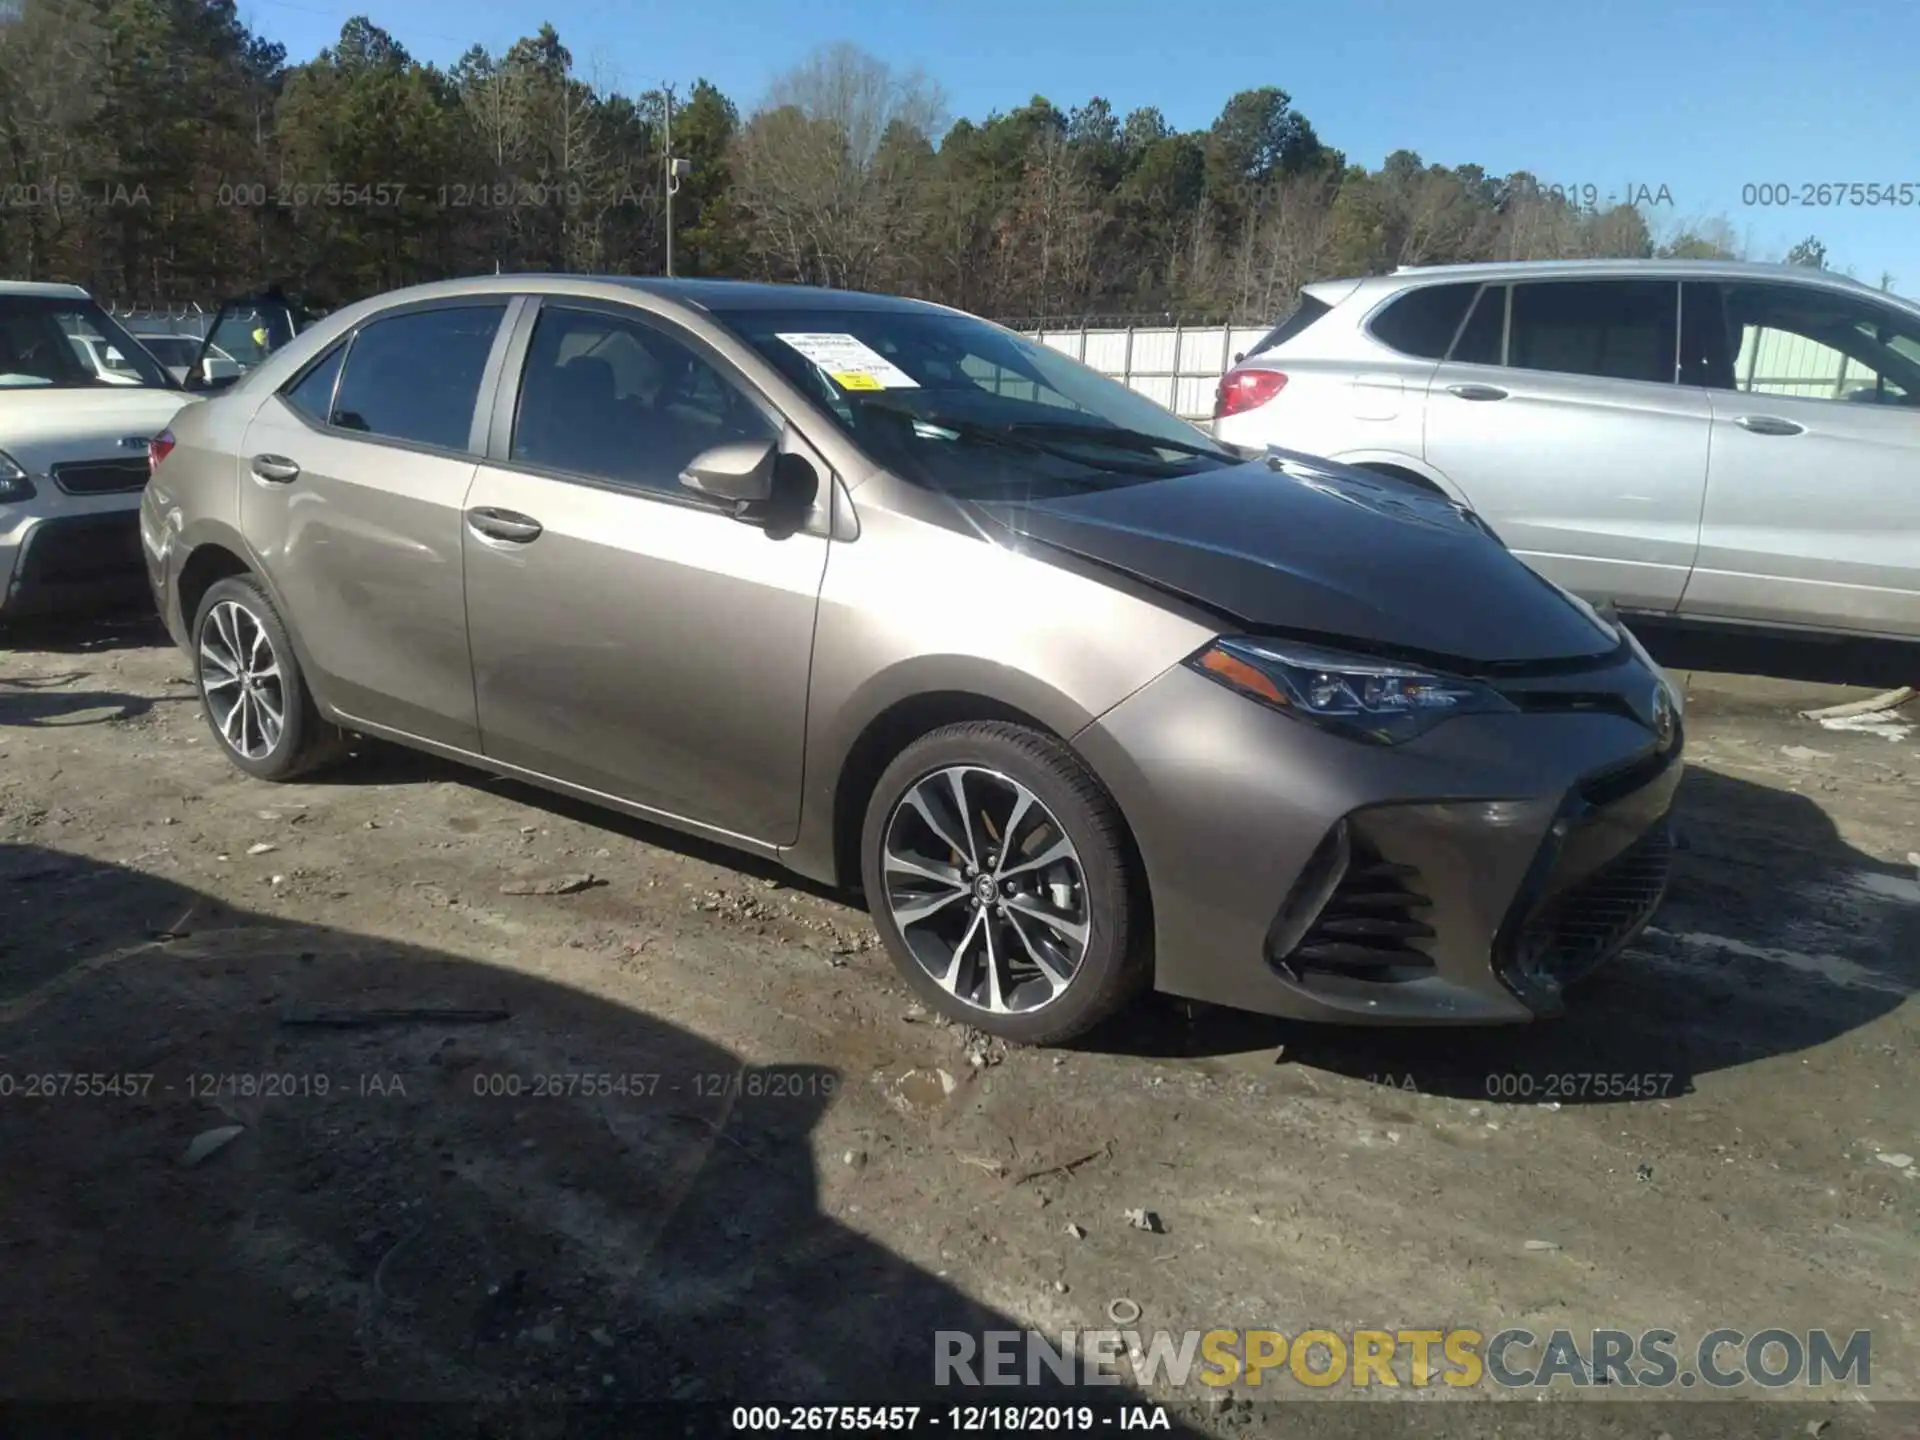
[1329,449,1474,506]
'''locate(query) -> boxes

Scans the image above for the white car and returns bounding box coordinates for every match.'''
[1,282,197,619]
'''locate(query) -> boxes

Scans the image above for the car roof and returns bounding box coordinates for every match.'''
[1371,257,1897,297]
[324,273,956,318]
[0,280,91,299]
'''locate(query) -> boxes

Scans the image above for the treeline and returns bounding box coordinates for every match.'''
[0,0,1775,320]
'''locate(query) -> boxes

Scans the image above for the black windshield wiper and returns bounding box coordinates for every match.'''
[858,398,1198,478]
[1004,419,1230,460]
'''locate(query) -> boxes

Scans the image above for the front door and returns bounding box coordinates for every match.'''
[1423,277,1710,613]
[238,298,512,749]
[462,300,829,844]
[1679,278,1920,636]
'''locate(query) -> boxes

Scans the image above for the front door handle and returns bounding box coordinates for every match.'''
[1446,383,1509,402]
[250,454,300,483]
[466,507,543,543]
[1733,414,1805,437]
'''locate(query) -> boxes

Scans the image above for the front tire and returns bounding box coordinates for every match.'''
[860,721,1147,1045]
[192,575,343,781]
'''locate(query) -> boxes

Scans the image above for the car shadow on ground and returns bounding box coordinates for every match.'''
[0,672,193,728]
[0,842,1195,1427]
[1087,764,1917,1104]
[0,608,171,656]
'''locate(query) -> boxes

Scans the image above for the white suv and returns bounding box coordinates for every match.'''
[1,282,196,620]
[1211,259,1920,646]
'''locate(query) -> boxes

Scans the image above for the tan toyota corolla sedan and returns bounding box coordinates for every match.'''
[142,275,1683,1044]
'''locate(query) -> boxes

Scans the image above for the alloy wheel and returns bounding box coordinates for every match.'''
[198,599,286,761]
[881,765,1090,1015]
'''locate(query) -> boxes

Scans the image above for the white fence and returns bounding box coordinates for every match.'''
[1021,324,1267,421]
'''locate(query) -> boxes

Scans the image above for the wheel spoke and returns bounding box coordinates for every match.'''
[1003,892,1088,949]
[884,850,964,889]
[905,786,972,867]
[982,912,1008,1012]
[199,640,240,683]
[221,688,248,747]
[253,687,284,750]
[246,621,273,671]
[1003,906,1075,995]
[944,769,980,868]
[892,887,968,928]
[992,788,1035,878]
[933,907,985,995]
[213,603,242,664]
[997,834,1075,880]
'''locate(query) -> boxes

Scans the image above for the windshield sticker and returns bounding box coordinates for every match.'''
[777,332,919,391]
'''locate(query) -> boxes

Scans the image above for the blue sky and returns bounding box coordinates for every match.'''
[245,0,1920,294]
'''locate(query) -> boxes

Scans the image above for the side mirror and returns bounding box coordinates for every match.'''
[1232,351,1245,365]
[680,438,777,509]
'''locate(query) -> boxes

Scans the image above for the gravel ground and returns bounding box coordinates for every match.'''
[1,613,1916,1437]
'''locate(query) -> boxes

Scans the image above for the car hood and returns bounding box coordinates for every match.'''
[0,387,195,475]
[978,449,1619,668]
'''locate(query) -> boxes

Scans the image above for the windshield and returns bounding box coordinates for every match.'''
[136,334,201,367]
[715,306,1239,497]
[0,296,174,389]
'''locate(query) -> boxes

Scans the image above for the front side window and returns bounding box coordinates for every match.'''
[510,305,778,493]
[1707,282,1920,407]
[1506,280,1678,385]
[714,305,1237,498]
[330,304,506,450]
[0,296,172,389]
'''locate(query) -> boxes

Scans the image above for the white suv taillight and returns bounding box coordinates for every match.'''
[148,428,176,473]
[1214,369,1287,419]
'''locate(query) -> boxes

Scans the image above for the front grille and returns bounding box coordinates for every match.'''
[51,458,149,495]
[1280,832,1436,979]
[1516,825,1673,984]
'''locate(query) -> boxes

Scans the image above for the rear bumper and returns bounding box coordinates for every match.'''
[1073,661,1682,1025]
[0,508,150,619]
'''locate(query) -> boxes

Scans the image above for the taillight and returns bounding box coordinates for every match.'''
[1214,369,1287,419]
[148,429,176,473]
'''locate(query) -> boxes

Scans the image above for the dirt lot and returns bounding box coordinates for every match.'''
[1,613,1916,1436]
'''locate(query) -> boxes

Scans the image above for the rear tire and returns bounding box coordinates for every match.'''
[191,575,344,781]
[860,721,1148,1045]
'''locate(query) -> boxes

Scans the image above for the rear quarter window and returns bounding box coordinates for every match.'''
[1246,295,1331,358]
[1367,282,1480,359]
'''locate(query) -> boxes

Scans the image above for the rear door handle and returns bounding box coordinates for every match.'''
[466,507,543,543]
[250,454,300,483]
[1732,414,1805,437]
[1446,383,1508,402]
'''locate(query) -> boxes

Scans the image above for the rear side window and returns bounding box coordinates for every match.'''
[283,344,346,425]
[1369,283,1478,359]
[330,303,507,450]
[1507,280,1678,385]
[1449,285,1506,365]
[1246,295,1331,358]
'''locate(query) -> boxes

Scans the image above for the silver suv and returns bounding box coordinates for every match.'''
[1211,259,1920,646]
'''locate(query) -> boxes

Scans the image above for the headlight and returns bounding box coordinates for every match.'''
[1186,636,1515,745]
[0,449,35,503]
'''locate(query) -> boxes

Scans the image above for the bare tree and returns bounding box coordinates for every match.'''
[732,43,945,291]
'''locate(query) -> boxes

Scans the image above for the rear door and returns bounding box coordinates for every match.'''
[1678,279,1920,636]
[1423,277,1710,612]
[238,297,516,749]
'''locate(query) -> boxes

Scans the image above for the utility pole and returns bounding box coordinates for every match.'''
[662,85,692,278]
